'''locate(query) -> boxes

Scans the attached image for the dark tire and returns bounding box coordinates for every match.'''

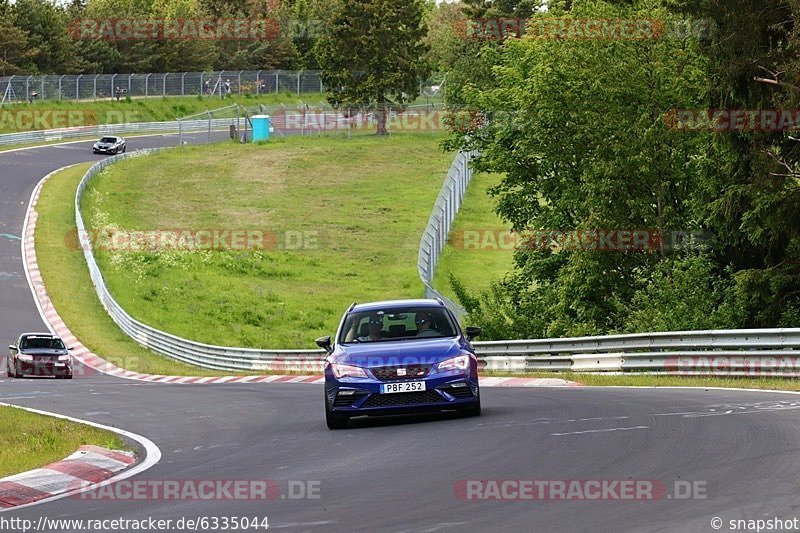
[123,145,126,153]
[461,391,481,417]
[112,148,118,155]
[325,389,349,430]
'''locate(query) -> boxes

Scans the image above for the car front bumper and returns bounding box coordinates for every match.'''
[16,359,72,377]
[325,372,479,416]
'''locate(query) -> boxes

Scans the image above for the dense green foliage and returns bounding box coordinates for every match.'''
[0,0,329,74]
[449,0,800,337]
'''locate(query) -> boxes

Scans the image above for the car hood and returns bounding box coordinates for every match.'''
[331,337,466,368]
[19,348,68,356]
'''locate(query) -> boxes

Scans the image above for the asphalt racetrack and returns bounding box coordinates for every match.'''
[2,135,800,532]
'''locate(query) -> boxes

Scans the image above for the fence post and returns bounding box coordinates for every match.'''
[256,70,262,95]
[127,74,131,95]
[238,71,242,95]
[75,74,81,101]
[110,73,116,99]
[275,71,279,93]
[25,76,30,102]
[296,71,301,95]
[58,75,64,100]
[145,73,151,97]
[162,74,166,97]
[93,75,98,100]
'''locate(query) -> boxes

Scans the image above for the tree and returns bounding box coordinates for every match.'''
[0,16,39,75]
[448,0,718,337]
[314,0,430,135]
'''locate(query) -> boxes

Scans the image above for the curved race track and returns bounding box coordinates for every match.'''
[1,136,800,532]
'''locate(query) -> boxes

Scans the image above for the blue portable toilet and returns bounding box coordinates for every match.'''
[251,115,271,141]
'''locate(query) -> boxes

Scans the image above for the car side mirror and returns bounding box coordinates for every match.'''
[315,336,332,353]
[8,345,16,351]
[465,326,482,341]
[67,346,75,351]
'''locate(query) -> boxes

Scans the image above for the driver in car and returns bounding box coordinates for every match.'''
[357,315,384,342]
[415,312,439,337]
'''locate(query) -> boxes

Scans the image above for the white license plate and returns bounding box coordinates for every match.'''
[381,381,426,394]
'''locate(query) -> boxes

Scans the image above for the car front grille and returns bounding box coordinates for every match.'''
[370,365,432,381]
[362,390,446,408]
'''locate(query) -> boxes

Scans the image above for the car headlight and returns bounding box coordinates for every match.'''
[17,354,33,361]
[437,354,471,372]
[93,143,99,148]
[58,354,70,361]
[330,363,368,379]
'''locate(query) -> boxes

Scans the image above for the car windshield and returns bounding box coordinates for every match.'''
[21,336,65,350]
[99,137,117,143]
[339,307,457,343]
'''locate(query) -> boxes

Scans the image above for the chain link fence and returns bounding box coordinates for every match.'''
[0,71,446,105]
[0,71,325,103]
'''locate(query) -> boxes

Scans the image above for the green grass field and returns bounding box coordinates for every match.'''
[81,133,453,349]
[0,92,326,134]
[432,172,514,302]
[36,163,231,376]
[0,406,127,478]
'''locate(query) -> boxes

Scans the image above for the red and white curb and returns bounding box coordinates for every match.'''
[0,445,135,508]
[0,402,161,512]
[21,167,578,388]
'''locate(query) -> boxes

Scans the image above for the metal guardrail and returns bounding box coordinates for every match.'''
[0,118,237,147]
[478,329,800,375]
[417,150,475,318]
[75,149,325,372]
[72,149,800,376]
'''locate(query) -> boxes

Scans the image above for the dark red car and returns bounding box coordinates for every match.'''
[7,333,73,379]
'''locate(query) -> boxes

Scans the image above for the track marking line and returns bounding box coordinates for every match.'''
[549,425,650,436]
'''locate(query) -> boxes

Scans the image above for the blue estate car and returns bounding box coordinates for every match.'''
[318,299,482,429]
